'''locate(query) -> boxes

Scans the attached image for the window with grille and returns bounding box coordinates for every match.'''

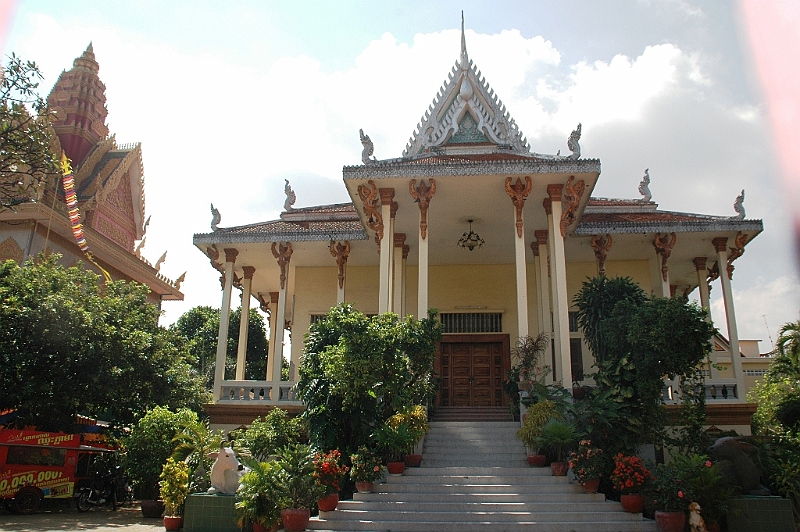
[440,313,502,334]
[744,369,767,376]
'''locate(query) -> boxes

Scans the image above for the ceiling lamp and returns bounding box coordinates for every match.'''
[457,219,484,251]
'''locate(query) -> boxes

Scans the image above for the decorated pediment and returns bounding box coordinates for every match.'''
[402,17,530,157]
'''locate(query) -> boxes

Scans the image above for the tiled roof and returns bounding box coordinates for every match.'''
[193,218,368,245]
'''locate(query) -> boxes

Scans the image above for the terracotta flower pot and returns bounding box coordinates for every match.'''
[251,523,268,532]
[387,461,405,475]
[163,515,183,531]
[654,510,686,532]
[582,478,600,493]
[404,454,423,467]
[527,454,547,467]
[140,499,165,518]
[550,461,569,476]
[355,481,374,493]
[317,492,339,512]
[281,508,311,532]
[707,524,721,532]
[620,493,644,513]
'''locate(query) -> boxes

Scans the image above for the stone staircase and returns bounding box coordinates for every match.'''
[307,420,657,532]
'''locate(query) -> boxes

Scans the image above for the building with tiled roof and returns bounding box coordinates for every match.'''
[194,24,762,431]
[0,44,183,306]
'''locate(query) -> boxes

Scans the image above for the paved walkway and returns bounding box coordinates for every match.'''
[0,501,164,532]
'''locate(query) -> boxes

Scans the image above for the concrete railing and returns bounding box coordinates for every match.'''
[662,379,740,404]
[217,380,302,405]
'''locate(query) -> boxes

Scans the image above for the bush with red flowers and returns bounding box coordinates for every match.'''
[312,449,349,495]
[646,460,695,512]
[569,440,604,482]
[609,453,653,494]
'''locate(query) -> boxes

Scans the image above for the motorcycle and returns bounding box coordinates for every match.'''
[74,469,118,511]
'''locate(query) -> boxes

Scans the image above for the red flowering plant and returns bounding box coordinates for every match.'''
[569,440,604,483]
[349,446,384,483]
[312,449,349,495]
[609,453,653,494]
[646,460,695,512]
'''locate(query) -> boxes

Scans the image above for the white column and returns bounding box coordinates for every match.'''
[411,179,435,320]
[378,189,395,313]
[546,187,572,388]
[271,242,292,390]
[330,241,350,305]
[265,292,279,380]
[713,237,746,400]
[235,266,255,380]
[693,257,717,380]
[213,248,238,399]
[534,230,553,381]
[393,234,406,315]
[514,222,529,338]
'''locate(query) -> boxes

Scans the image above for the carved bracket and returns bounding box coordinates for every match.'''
[560,176,586,237]
[409,178,437,240]
[726,232,748,279]
[653,233,677,282]
[505,176,532,238]
[271,242,293,290]
[358,180,383,241]
[329,240,351,289]
[591,234,613,275]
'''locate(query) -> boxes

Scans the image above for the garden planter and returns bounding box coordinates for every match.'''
[550,461,569,476]
[582,479,600,493]
[387,461,405,475]
[620,494,644,513]
[404,454,423,467]
[572,386,586,400]
[527,454,547,467]
[317,493,339,512]
[251,523,268,532]
[163,516,183,531]
[281,508,311,532]
[141,499,165,518]
[355,481,374,493]
[654,510,686,532]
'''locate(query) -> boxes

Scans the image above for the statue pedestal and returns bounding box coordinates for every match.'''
[183,493,239,532]
[727,496,794,532]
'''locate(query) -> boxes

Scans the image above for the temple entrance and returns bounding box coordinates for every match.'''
[437,334,510,407]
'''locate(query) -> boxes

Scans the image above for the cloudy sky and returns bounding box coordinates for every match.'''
[2,0,798,349]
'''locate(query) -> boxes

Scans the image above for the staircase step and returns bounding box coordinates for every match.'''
[308,518,657,531]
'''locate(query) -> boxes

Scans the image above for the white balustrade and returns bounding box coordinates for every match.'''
[217,380,302,406]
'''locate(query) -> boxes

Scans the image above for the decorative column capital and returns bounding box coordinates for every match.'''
[591,234,613,275]
[402,244,410,259]
[542,198,552,215]
[329,240,351,290]
[242,266,255,280]
[409,179,436,240]
[505,176,532,238]
[271,242,293,289]
[223,248,239,263]
[534,229,549,245]
[530,241,539,256]
[711,237,728,253]
[653,233,677,282]
[394,233,406,247]
[379,187,395,205]
[546,184,563,201]
[358,180,383,241]
[693,257,707,271]
[270,291,279,303]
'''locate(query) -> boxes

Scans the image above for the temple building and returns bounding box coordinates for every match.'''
[0,44,183,306]
[194,27,763,431]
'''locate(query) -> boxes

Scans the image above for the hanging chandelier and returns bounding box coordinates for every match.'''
[457,219,484,251]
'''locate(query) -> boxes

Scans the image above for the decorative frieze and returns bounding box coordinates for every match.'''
[653,233,677,282]
[505,176,532,238]
[409,179,436,240]
[329,240,350,289]
[0,237,24,263]
[591,234,613,275]
[271,242,292,289]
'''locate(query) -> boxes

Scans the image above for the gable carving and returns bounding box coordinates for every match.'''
[0,237,24,263]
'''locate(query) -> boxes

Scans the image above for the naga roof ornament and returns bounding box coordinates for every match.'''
[638,169,652,202]
[401,13,531,157]
[732,189,745,220]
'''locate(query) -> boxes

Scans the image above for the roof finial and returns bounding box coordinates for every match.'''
[460,11,469,70]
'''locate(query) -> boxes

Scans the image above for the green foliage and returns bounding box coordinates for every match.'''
[386,405,429,448]
[0,254,208,431]
[771,320,800,380]
[122,406,198,500]
[646,458,695,512]
[374,421,415,462]
[749,376,800,437]
[159,457,190,517]
[235,458,282,528]
[682,455,734,525]
[170,419,223,493]
[573,276,715,454]
[171,305,271,388]
[0,53,59,210]
[516,400,560,452]
[296,304,441,455]
[273,444,326,509]
[349,446,384,482]
[669,368,709,456]
[233,409,304,460]
[569,439,604,482]
[532,418,580,462]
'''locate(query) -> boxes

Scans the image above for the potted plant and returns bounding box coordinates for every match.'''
[646,460,694,532]
[609,453,653,513]
[159,458,190,531]
[349,446,384,493]
[312,449,348,512]
[568,440,604,493]
[273,444,326,532]
[675,454,733,532]
[512,334,550,393]
[235,458,282,532]
[532,418,579,476]
[170,418,222,493]
[374,421,415,475]
[516,400,559,466]
[387,406,429,467]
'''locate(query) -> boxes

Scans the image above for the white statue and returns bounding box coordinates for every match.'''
[207,446,243,495]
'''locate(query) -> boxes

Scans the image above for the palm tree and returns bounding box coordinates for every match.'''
[768,320,800,380]
[171,419,223,492]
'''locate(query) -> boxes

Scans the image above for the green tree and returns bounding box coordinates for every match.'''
[0,254,208,431]
[172,305,270,388]
[0,54,59,209]
[295,304,441,455]
[750,320,800,437]
[770,320,800,380]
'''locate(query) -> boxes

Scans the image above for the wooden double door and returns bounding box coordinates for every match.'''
[438,334,510,407]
